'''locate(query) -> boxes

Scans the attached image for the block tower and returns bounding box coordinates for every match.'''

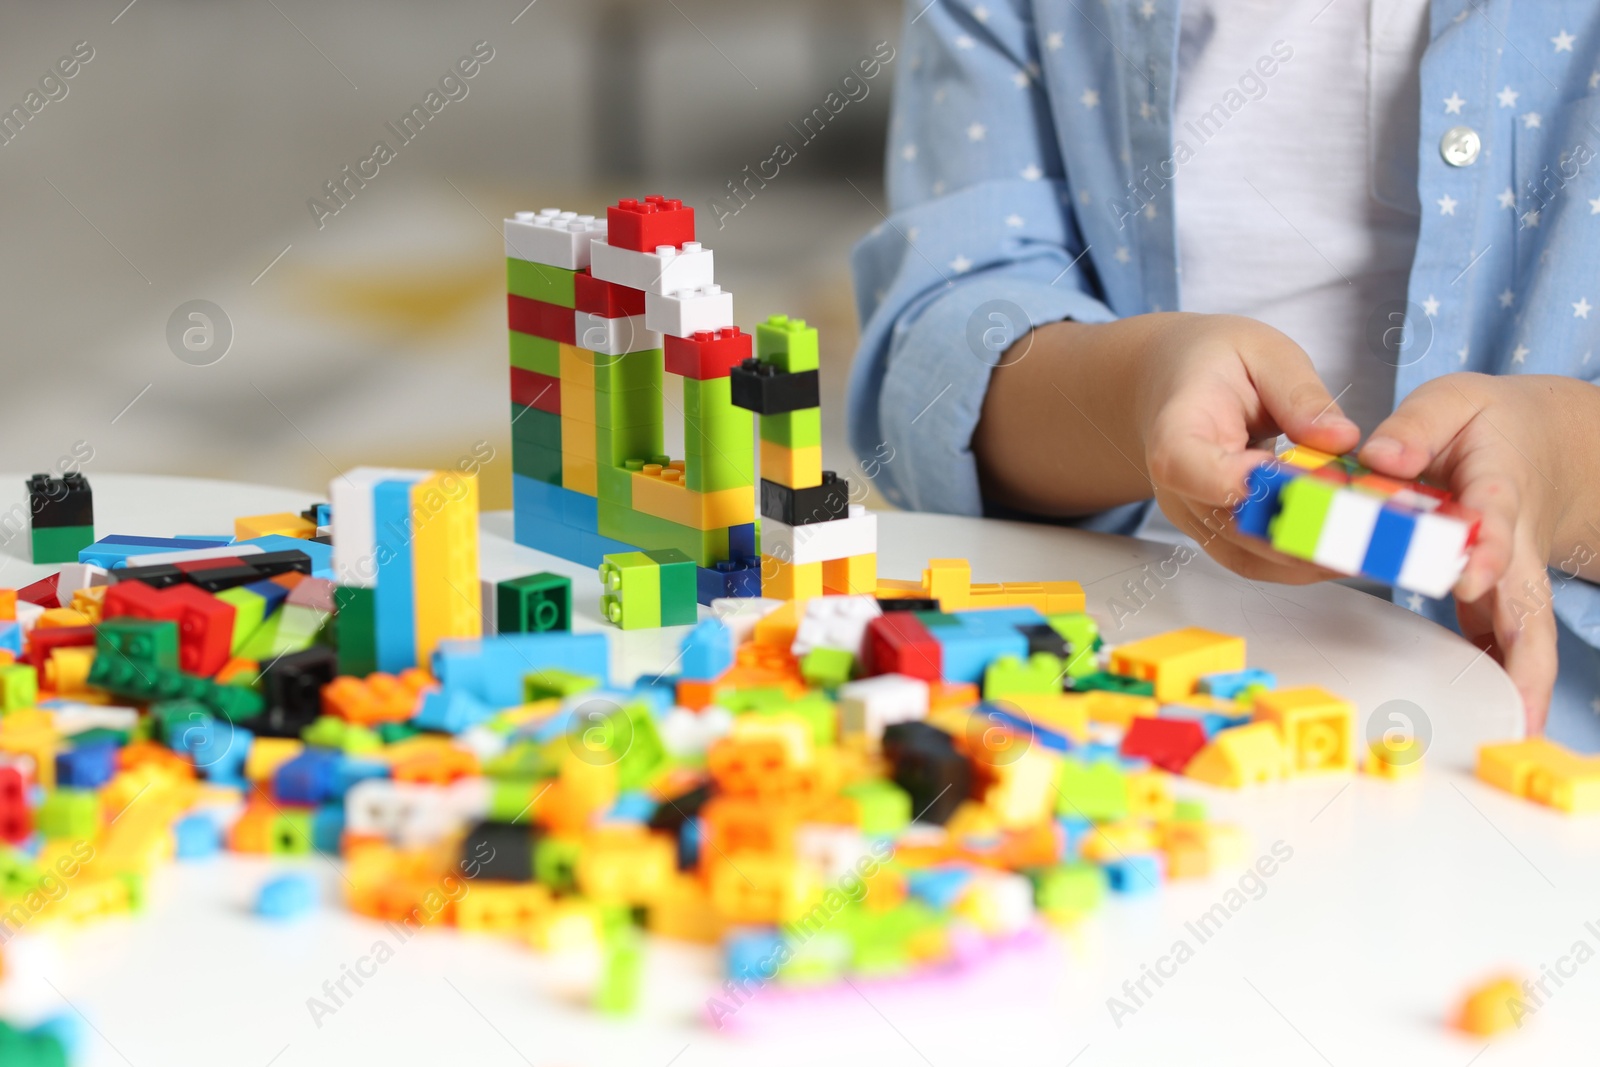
[730,319,877,599]
[331,467,482,676]
[506,197,763,600]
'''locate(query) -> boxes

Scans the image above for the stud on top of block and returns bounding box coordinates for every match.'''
[505,209,608,271]
[607,196,695,254]
[665,327,753,380]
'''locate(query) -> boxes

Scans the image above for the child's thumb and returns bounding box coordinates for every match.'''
[1250,347,1361,452]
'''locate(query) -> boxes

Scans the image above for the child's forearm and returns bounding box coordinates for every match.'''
[972,317,1159,517]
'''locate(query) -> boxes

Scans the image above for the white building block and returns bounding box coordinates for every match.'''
[575,312,661,356]
[837,673,929,749]
[764,505,879,566]
[645,284,734,338]
[133,544,265,567]
[504,209,607,270]
[330,467,429,588]
[345,779,456,847]
[661,705,735,759]
[589,238,714,295]
[966,870,1036,934]
[53,563,107,597]
[49,702,139,737]
[1311,488,1383,574]
[1396,509,1472,598]
[710,596,784,643]
[13,600,43,633]
[796,824,872,880]
[791,595,882,659]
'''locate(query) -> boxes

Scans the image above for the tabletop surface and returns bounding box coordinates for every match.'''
[3,473,1590,1067]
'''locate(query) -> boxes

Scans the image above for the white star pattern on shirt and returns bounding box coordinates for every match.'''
[1005,214,1024,228]
[954,34,975,49]
[906,227,919,243]
[967,123,987,142]
[1522,210,1541,228]
[1497,85,1520,107]
[1591,71,1600,90]
[1021,164,1043,181]
[950,254,973,273]
[1143,203,1157,219]
[1513,344,1530,363]
[931,180,946,196]
[1498,187,1517,209]
[1139,0,1155,17]
[1113,246,1131,264]
[1422,294,1440,316]
[1553,29,1577,53]
[972,5,989,22]
[1458,345,1470,364]
[1590,196,1600,214]
[1575,298,1593,318]
[1586,351,1594,365]
[1524,112,1543,129]
[1013,70,1031,89]
[1444,92,1466,114]
[1078,189,1092,205]
[1139,100,1155,120]
[933,87,947,104]
[1046,31,1064,51]
[1592,696,1600,713]
[1405,592,1425,612]
[1499,288,1516,308]
[1437,194,1459,215]
[901,144,918,162]
[1081,88,1100,108]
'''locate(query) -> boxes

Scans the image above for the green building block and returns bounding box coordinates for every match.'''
[842,780,912,836]
[1030,862,1107,915]
[757,694,838,747]
[0,848,42,897]
[1269,474,1337,560]
[1172,798,1208,822]
[271,808,314,855]
[595,928,645,1015]
[644,548,697,626]
[29,524,94,565]
[1072,670,1154,697]
[376,721,421,745]
[599,551,660,630]
[36,789,100,840]
[498,572,572,634]
[758,408,822,449]
[215,586,267,654]
[524,668,598,702]
[506,258,577,307]
[983,652,1065,699]
[716,687,791,713]
[486,776,547,822]
[512,441,563,486]
[777,931,851,987]
[0,1019,68,1067]
[512,404,563,449]
[152,699,215,749]
[334,586,377,678]
[1045,611,1102,679]
[593,347,664,392]
[755,314,820,373]
[509,332,562,375]
[799,647,854,689]
[302,716,382,755]
[597,501,729,568]
[683,376,755,493]
[534,834,581,890]
[1055,758,1129,822]
[73,725,132,748]
[96,617,180,672]
[87,651,263,721]
[0,664,38,713]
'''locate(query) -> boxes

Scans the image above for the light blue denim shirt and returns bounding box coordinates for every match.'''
[849,0,1600,745]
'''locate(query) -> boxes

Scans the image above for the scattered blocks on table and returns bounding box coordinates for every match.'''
[497,572,572,634]
[1477,737,1600,813]
[256,872,318,919]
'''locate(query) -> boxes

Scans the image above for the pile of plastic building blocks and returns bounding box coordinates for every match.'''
[1234,446,1481,598]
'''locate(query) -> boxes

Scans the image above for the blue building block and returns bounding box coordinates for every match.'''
[78,535,230,568]
[951,607,1047,633]
[1056,815,1093,859]
[312,803,345,853]
[190,719,252,785]
[726,557,762,598]
[725,928,787,982]
[609,791,659,823]
[980,704,1073,753]
[1105,855,1163,895]
[372,478,418,673]
[256,872,318,919]
[679,817,702,869]
[412,688,496,734]
[335,757,390,795]
[56,741,117,789]
[243,577,291,616]
[933,628,1029,685]
[562,488,599,533]
[1198,669,1277,700]
[174,814,222,859]
[629,674,678,709]
[906,865,974,909]
[1360,505,1418,585]
[728,522,757,560]
[1201,712,1252,737]
[273,749,342,805]
[680,619,734,681]
[432,632,610,709]
[1232,464,1296,539]
[0,622,21,658]
[312,503,331,526]
[234,534,333,579]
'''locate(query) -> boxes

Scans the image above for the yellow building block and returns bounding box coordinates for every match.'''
[1183,722,1286,787]
[1455,974,1526,1036]
[1079,820,1160,863]
[1277,444,1337,470]
[984,745,1060,828]
[45,646,95,695]
[70,585,107,624]
[233,512,316,540]
[647,873,725,943]
[1253,686,1356,775]
[0,710,56,788]
[1365,736,1424,780]
[529,898,604,952]
[763,555,822,601]
[1125,768,1174,820]
[1042,581,1087,614]
[995,692,1090,744]
[1478,737,1600,813]
[822,553,877,596]
[410,471,482,666]
[630,463,754,530]
[245,738,304,782]
[37,608,91,629]
[924,559,972,611]
[558,341,598,387]
[1081,690,1159,729]
[1109,627,1247,702]
[872,578,924,599]
[456,883,551,936]
[708,851,820,925]
[752,599,799,648]
[576,826,676,905]
[759,439,822,489]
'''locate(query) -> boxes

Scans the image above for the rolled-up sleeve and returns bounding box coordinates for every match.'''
[848,0,1115,516]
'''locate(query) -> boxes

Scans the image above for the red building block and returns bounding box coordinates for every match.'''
[103,580,236,678]
[863,613,942,682]
[1120,716,1208,774]
[606,196,695,253]
[25,624,96,675]
[575,268,646,318]
[507,295,576,345]
[510,368,561,414]
[18,573,60,609]
[664,328,753,380]
[0,764,31,844]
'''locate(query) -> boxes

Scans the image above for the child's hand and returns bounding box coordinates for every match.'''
[1359,373,1568,729]
[1134,314,1363,583]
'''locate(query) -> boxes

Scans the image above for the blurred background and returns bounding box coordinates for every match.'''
[0,0,903,509]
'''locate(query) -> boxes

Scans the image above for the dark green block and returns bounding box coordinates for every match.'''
[96,617,180,671]
[512,404,563,450]
[497,572,572,634]
[512,440,563,485]
[334,585,377,677]
[644,548,697,626]
[30,524,93,565]
[507,258,576,307]
[1073,671,1154,697]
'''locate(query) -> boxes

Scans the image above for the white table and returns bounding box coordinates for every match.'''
[7,474,1594,1067]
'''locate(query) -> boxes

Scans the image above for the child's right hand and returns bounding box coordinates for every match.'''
[1130,313,1362,583]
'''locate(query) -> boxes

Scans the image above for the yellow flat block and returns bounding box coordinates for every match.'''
[996,691,1090,744]
[762,555,822,602]
[1478,737,1600,813]
[245,737,303,782]
[1041,580,1087,614]
[924,558,972,611]
[823,553,877,596]
[873,579,925,598]
[1109,627,1246,702]
[411,472,482,664]
[630,462,754,530]
[234,512,316,540]
[558,342,598,385]
[1253,686,1355,775]
[1366,737,1424,780]
[1277,444,1337,470]
[759,439,822,489]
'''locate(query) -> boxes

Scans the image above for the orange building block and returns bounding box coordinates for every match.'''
[324,669,433,725]
[455,883,552,936]
[1253,686,1356,775]
[822,553,878,596]
[576,825,676,905]
[1183,722,1286,787]
[1110,627,1247,702]
[234,512,317,540]
[763,555,822,601]
[1477,737,1600,813]
[707,851,819,925]
[1455,974,1527,1036]
[647,873,726,943]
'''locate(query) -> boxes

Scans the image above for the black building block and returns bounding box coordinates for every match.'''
[256,647,337,738]
[27,473,93,529]
[878,598,941,613]
[1018,622,1073,660]
[461,820,538,882]
[760,472,849,526]
[729,359,821,415]
[882,721,971,826]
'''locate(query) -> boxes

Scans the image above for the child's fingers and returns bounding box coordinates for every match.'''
[1449,455,1521,604]
[1358,377,1483,479]
[1493,553,1558,733]
[1157,493,1345,584]
[1146,424,1276,510]
[1241,338,1362,453]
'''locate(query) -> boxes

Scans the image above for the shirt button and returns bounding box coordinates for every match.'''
[1440,126,1481,167]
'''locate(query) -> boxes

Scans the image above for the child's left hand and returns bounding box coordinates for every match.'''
[1357,373,1580,731]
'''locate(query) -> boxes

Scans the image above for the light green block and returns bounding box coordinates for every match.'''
[216,587,267,654]
[509,331,562,375]
[507,258,576,307]
[1045,612,1102,679]
[593,348,663,392]
[755,314,820,372]
[1269,476,1337,560]
[758,408,822,449]
[1055,758,1128,822]
[599,551,660,630]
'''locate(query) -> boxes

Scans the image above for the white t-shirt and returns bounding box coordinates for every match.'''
[1173,0,1432,437]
